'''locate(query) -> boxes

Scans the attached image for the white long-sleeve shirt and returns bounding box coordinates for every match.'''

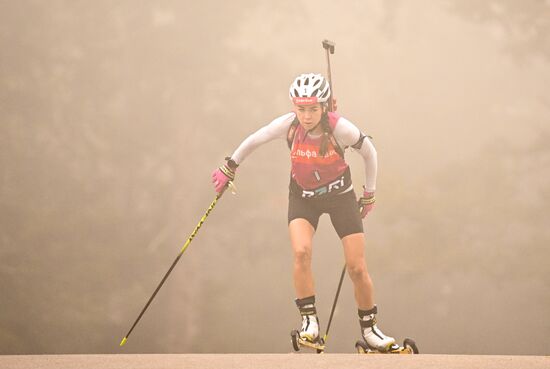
[230,112,378,192]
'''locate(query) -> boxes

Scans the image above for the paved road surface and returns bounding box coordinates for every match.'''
[1,354,548,369]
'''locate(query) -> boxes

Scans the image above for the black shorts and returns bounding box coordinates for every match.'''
[288,189,364,239]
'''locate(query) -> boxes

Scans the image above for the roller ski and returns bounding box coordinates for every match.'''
[290,296,326,353]
[354,305,419,354]
[355,338,419,354]
[290,329,325,353]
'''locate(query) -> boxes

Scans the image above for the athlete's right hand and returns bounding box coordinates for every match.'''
[211,158,238,193]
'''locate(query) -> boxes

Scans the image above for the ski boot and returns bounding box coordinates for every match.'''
[290,296,325,353]
[355,305,419,354]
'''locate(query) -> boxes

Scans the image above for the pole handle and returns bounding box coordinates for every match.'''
[322,39,336,112]
[322,39,335,54]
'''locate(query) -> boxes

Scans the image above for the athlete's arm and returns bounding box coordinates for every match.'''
[332,117,377,192]
[230,112,295,165]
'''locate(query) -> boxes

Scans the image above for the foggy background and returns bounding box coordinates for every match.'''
[1,0,549,355]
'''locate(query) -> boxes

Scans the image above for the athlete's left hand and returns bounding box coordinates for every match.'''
[358,190,375,218]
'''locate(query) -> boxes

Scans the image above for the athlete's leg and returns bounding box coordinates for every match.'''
[327,191,373,309]
[328,191,395,350]
[288,218,316,299]
[342,232,395,350]
[341,232,374,310]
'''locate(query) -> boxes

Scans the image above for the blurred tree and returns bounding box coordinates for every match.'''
[448,0,550,62]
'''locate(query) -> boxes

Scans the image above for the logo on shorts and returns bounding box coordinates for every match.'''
[302,176,345,198]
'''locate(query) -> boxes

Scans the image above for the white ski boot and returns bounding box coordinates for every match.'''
[296,296,320,343]
[359,305,396,352]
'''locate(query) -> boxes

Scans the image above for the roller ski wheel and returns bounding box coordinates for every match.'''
[403,338,419,354]
[355,338,419,354]
[290,329,325,353]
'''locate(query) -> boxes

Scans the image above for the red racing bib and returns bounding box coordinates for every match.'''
[290,112,349,191]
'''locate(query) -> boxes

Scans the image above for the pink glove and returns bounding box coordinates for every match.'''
[358,189,375,219]
[211,159,237,194]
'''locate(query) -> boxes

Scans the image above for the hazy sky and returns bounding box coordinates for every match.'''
[1,0,549,355]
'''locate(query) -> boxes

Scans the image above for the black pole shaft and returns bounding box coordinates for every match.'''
[119,192,223,346]
[324,264,346,339]
[121,251,184,344]
[325,49,333,111]
[320,38,341,346]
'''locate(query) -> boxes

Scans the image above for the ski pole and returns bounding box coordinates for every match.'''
[119,182,235,347]
[322,39,336,112]
[319,38,343,346]
[322,264,346,345]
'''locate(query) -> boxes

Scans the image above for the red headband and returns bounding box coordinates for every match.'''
[292,96,318,105]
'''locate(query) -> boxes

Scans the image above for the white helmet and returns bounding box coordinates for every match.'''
[289,73,331,105]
